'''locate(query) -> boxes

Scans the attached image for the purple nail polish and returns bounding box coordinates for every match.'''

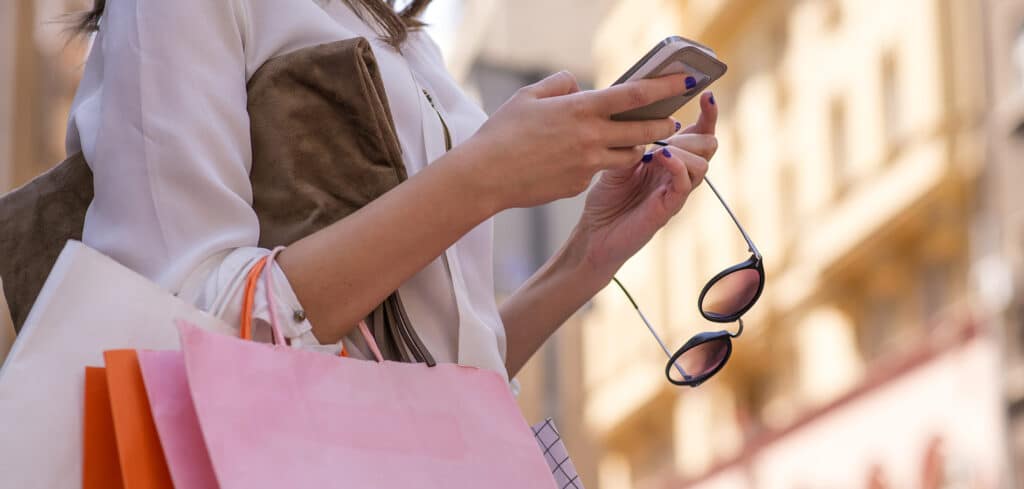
[685,76,697,90]
[641,153,654,163]
[674,121,682,131]
[661,147,672,158]
[709,94,716,105]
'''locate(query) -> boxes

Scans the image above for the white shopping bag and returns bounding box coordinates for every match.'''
[0,241,235,489]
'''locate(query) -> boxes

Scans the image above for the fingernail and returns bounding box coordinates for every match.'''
[661,147,672,158]
[641,152,654,163]
[685,76,697,90]
[674,121,682,131]
[709,93,716,105]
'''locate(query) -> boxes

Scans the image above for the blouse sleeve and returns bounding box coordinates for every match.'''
[70,0,258,290]
[67,0,323,345]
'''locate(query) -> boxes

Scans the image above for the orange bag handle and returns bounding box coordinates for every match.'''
[240,249,383,361]
[240,256,269,342]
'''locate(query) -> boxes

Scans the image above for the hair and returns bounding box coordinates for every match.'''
[71,0,432,48]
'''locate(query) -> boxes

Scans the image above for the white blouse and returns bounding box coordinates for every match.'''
[65,0,510,380]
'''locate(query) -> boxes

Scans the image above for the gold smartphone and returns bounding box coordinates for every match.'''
[611,36,728,121]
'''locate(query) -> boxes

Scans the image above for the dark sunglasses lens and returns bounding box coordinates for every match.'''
[668,337,730,385]
[702,268,761,318]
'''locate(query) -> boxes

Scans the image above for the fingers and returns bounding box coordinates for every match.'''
[584,74,690,115]
[601,146,647,171]
[601,118,679,148]
[602,140,712,181]
[647,146,709,192]
[663,133,718,160]
[680,92,718,135]
[519,71,581,99]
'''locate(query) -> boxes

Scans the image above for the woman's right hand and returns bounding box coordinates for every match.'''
[460,71,693,210]
[284,74,691,343]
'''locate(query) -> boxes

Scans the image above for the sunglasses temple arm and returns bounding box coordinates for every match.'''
[703,176,761,259]
[612,277,690,379]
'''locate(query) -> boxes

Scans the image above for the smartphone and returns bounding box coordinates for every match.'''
[611,36,728,121]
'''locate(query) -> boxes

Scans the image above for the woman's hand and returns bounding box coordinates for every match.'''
[575,92,719,279]
[459,71,694,211]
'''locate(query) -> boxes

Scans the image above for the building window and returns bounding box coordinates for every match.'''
[823,0,842,31]
[918,262,951,324]
[830,99,850,197]
[921,437,949,489]
[866,465,890,489]
[860,297,899,360]
[775,76,791,117]
[769,20,790,72]
[881,50,902,153]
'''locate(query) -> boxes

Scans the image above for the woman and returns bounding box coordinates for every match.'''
[67,0,718,383]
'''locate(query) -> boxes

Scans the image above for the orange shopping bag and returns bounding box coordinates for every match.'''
[82,367,123,489]
[103,349,174,489]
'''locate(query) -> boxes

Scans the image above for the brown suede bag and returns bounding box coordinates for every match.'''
[0,38,434,364]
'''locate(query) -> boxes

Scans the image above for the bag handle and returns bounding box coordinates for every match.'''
[240,248,384,363]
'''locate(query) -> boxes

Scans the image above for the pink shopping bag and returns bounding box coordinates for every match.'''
[134,252,277,489]
[179,321,556,488]
[135,249,555,488]
[175,253,555,488]
[137,350,217,489]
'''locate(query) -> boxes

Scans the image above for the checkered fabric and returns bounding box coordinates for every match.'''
[531,418,584,489]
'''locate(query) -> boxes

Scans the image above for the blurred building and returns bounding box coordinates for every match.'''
[0,0,89,338]
[0,0,87,190]
[579,0,1013,488]
[982,0,1024,484]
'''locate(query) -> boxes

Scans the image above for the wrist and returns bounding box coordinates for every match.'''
[556,225,615,296]
[437,138,508,218]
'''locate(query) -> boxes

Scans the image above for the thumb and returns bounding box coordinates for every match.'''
[681,92,719,135]
[519,71,581,99]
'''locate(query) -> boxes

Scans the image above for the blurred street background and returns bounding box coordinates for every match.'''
[4,0,1024,487]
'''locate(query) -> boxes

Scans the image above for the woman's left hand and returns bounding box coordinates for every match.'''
[575,92,719,279]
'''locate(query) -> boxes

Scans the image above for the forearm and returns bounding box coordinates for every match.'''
[278,141,500,344]
[501,228,612,377]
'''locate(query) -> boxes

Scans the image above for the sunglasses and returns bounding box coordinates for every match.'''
[613,170,764,388]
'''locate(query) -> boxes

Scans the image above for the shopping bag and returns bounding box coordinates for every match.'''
[84,252,278,489]
[127,252,282,489]
[172,250,557,489]
[104,350,175,488]
[83,367,123,489]
[0,241,235,489]
[532,418,586,489]
[137,350,218,489]
[179,322,558,489]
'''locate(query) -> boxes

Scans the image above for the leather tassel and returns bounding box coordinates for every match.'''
[384,294,415,363]
[372,303,400,361]
[365,292,436,366]
[390,292,436,366]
